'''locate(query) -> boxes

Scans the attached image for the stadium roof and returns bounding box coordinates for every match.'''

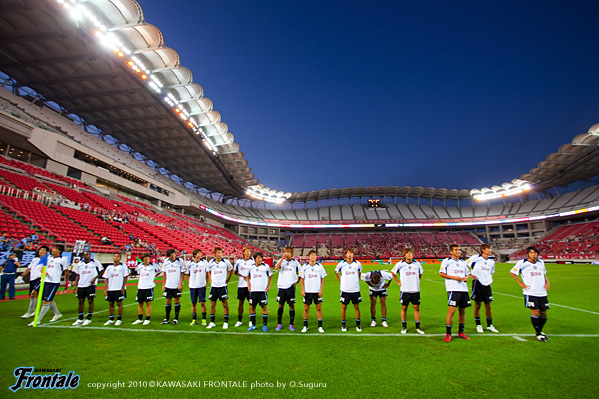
[0,0,256,198]
[521,123,599,190]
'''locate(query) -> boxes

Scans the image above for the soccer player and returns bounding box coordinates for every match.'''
[335,247,363,332]
[439,244,471,342]
[233,246,255,327]
[160,249,186,325]
[468,244,499,333]
[133,253,162,325]
[206,247,233,329]
[510,246,551,342]
[246,252,273,332]
[187,248,208,326]
[20,246,49,319]
[274,246,301,331]
[299,250,326,333]
[28,245,69,326]
[72,251,104,326]
[102,253,129,326]
[361,269,393,327]
[392,248,425,334]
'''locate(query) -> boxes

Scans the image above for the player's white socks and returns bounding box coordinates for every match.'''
[37,304,50,322]
[26,298,36,315]
[50,302,60,315]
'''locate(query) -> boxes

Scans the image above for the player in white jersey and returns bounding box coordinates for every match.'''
[335,247,363,332]
[133,253,162,326]
[274,246,301,331]
[392,248,425,334]
[160,249,186,325]
[439,244,471,342]
[361,269,393,328]
[246,252,273,332]
[299,250,327,333]
[233,247,255,327]
[28,245,69,326]
[187,248,208,326]
[72,251,104,326]
[102,253,129,326]
[206,247,234,329]
[510,246,551,342]
[468,244,499,333]
[20,246,49,319]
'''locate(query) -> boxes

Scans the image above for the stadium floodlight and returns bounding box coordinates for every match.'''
[246,186,292,204]
[471,179,532,201]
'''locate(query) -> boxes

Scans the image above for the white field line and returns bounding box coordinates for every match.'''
[424,279,599,316]
[38,324,599,338]
[512,336,527,341]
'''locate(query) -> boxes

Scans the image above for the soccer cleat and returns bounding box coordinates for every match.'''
[341,326,347,332]
[416,329,425,335]
[487,325,499,333]
[318,327,325,333]
[222,322,228,330]
[540,332,549,340]
[143,320,151,326]
[262,325,268,332]
[401,328,407,334]
[477,325,484,333]
[248,324,256,331]
[234,321,243,327]
[356,326,362,332]
[132,319,143,325]
[301,326,308,333]
[289,324,295,331]
[82,319,91,326]
[160,319,170,325]
[28,321,37,327]
[382,321,389,328]
[276,324,283,331]
[190,320,197,326]
[201,319,207,326]
[104,320,114,326]
[371,320,377,327]
[458,333,469,340]
[537,335,547,343]
[115,320,122,326]
[206,322,216,329]
[72,319,83,326]
[444,334,452,343]
[173,319,179,325]
[50,314,62,322]
[21,313,33,319]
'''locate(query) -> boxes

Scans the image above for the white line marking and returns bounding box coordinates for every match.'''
[424,279,599,316]
[512,336,527,341]
[38,325,599,338]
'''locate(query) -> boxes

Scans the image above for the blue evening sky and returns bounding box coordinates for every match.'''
[141,0,599,194]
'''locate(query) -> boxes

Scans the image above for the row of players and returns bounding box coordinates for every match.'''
[20,244,550,341]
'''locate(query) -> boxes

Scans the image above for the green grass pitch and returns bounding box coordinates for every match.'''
[0,262,598,398]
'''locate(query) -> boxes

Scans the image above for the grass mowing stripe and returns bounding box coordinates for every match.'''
[39,325,599,338]
[424,278,599,315]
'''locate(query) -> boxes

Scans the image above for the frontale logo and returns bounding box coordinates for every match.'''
[9,367,80,392]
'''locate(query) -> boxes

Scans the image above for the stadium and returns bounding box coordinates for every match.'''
[0,1,598,398]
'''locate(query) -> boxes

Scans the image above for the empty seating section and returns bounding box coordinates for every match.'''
[0,195,100,246]
[0,209,47,244]
[511,221,599,259]
[54,207,131,247]
[0,169,50,192]
[45,182,106,209]
[290,231,483,259]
